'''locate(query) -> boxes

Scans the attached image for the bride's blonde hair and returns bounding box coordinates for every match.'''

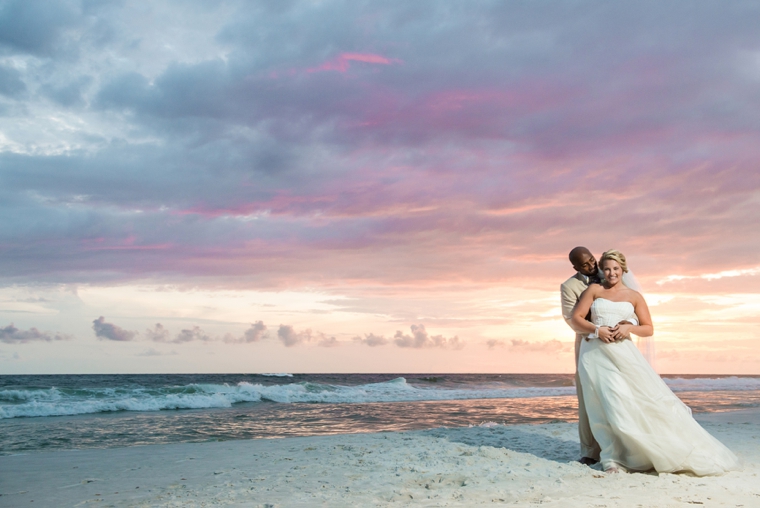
[600,249,628,273]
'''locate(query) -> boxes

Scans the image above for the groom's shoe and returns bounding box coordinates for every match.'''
[578,457,599,466]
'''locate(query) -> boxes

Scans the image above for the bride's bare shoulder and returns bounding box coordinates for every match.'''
[624,288,645,303]
[581,284,603,298]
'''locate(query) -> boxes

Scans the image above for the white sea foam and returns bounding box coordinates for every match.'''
[0,378,572,419]
[471,421,501,428]
[0,385,263,419]
[1,376,757,419]
[261,373,294,377]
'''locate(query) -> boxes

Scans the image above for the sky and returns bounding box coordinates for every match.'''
[1,0,759,374]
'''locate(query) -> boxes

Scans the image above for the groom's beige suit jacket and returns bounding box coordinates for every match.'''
[560,272,600,459]
[560,273,590,348]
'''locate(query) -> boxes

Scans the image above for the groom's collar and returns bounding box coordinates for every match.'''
[576,270,604,285]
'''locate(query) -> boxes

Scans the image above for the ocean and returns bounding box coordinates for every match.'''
[2,373,760,455]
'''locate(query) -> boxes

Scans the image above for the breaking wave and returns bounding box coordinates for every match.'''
[0,378,571,418]
[1,376,757,419]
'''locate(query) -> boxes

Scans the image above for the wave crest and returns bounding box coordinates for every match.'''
[2,375,757,419]
[0,377,574,419]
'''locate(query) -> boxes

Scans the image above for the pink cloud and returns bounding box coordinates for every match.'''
[306,52,402,73]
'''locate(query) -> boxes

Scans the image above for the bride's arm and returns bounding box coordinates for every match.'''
[571,287,616,343]
[631,293,654,337]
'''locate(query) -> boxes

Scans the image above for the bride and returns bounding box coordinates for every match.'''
[571,250,739,475]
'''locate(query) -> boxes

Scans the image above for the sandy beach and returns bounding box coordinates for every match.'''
[1,409,758,507]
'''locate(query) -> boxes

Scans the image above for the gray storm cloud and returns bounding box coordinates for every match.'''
[92,316,137,342]
[0,65,25,97]
[0,0,757,303]
[0,0,81,56]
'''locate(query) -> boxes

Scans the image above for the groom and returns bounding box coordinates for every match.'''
[560,246,602,465]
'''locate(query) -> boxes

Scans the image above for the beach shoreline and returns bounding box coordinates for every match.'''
[2,408,759,507]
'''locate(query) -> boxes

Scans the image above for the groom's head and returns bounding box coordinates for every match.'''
[569,247,597,276]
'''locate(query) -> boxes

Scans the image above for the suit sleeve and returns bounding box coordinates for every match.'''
[560,283,580,331]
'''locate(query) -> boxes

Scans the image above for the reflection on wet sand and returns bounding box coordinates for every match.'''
[4,389,758,454]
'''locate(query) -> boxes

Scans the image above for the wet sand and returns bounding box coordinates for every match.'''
[1,409,758,507]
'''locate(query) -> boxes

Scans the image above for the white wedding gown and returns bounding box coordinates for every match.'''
[578,298,739,475]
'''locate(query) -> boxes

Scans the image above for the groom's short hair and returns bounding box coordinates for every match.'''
[568,246,592,264]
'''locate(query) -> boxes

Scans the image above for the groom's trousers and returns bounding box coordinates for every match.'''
[575,333,601,460]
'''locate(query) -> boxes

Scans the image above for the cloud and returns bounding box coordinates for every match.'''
[224,321,268,343]
[145,323,170,342]
[277,324,312,347]
[486,339,505,349]
[0,0,80,56]
[174,326,213,343]
[0,323,70,344]
[353,333,389,347]
[657,266,760,285]
[317,335,339,347]
[393,324,463,349]
[305,52,402,73]
[92,316,137,342]
[275,324,337,347]
[0,65,25,97]
[41,76,92,107]
[147,322,269,344]
[1,1,759,294]
[243,321,267,342]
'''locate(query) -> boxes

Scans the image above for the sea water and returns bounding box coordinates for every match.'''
[2,373,759,454]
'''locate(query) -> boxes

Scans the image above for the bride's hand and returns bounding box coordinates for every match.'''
[610,323,633,341]
[597,326,615,343]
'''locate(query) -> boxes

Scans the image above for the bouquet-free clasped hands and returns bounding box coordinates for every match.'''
[589,320,635,343]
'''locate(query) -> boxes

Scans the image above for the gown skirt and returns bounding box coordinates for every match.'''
[578,298,738,475]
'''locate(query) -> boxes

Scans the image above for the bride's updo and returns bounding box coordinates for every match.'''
[600,249,628,272]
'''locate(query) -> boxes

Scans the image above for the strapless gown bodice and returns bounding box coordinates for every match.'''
[578,298,739,475]
[591,298,635,328]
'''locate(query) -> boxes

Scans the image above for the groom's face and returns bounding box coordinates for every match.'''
[573,252,598,276]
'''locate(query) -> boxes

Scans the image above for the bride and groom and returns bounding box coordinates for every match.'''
[561,247,738,475]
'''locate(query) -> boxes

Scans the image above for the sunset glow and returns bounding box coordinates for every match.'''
[1,1,759,374]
